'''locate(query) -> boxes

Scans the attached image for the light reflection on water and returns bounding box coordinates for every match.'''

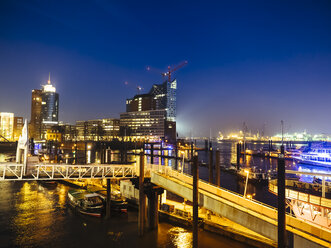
[0,173,248,247]
[168,227,192,248]
[13,181,64,246]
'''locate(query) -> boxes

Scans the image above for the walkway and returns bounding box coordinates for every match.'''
[0,162,136,180]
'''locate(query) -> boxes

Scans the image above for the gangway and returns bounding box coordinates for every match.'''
[149,164,331,248]
[0,163,136,181]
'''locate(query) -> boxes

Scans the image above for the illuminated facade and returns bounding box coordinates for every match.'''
[0,112,14,141]
[29,74,59,140]
[149,79,177,121]
[14,117,24,140]
[76,118,120,141]
[46,129,62,142]
[126,79,177,122]
[120,110,167,141]
[41,75,59,125]
[123,79,177,142]
[30,89,42,139]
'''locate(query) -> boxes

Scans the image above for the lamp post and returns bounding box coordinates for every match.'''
[244,169,249,198]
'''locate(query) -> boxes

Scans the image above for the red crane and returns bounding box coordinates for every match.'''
[162,61,188,82]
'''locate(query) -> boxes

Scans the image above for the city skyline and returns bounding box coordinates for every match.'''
[1,1,331,136]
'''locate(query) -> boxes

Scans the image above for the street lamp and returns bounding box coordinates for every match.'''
[244,169,250,198]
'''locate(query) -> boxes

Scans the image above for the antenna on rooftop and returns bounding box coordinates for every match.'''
[281,120,284,146]
[48,72,51,84]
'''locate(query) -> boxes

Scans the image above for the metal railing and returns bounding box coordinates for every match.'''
[269,180,331,209]
[150,164,331,245]
[0,162,136,181]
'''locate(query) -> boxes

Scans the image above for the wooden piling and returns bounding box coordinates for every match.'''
[138,151,146,236]
[106,179,111,219]
[216,149,220,187]
[151,143,154,164]
[278,145,286,248]
[193,154,199,248]
[148,190,159,230]
[209,147,213,184]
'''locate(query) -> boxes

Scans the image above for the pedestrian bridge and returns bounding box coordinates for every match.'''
[147,165,331,248]
[0,162,136,180]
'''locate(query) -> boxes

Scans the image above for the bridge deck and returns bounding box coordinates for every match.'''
[0,163,136,180]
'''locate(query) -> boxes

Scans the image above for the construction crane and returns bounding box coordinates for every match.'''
[162,61,188,82]
[124,81,143,95]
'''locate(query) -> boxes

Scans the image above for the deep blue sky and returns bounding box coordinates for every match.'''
[0,0,330,137]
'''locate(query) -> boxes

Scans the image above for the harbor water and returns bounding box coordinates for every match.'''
[1,141,329,247]
[0,151,249,248]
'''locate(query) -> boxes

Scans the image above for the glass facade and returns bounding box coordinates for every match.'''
[41,91,59,124]
[75,118,120,141]
[120,110,166,140]
[149,79,177,121]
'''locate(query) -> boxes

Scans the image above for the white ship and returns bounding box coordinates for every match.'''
[269,178,331,230]
[295,143,331,167]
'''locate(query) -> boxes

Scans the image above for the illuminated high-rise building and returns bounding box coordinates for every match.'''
[13,116,24,140]
[126,79,177,121]
[0,112,14,141]
[122,79,177,142]
[29,74,59,140]
[30,89,42,139]
[41,74,59,125]
[149,79,177,122]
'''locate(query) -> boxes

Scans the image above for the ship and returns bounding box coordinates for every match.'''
[68,190,105,217]
[294,143,331,167]
[67,188,128,217]
[269,178,331,230]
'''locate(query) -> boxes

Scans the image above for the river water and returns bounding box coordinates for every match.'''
[0,151,250,248]
[1,140,329,248]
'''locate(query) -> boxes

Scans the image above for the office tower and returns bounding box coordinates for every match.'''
[41,74,59,125]
[75,118,120,141]
[13,116,24,140]
[30,89,42,139]
[0,112,14,141]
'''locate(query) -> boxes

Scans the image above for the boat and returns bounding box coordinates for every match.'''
[68,189,105,217]
[237,167,269,184]
[96,189,128,213]
[38,180,58,189]
[269,179,331,230]
[294,143,331,167]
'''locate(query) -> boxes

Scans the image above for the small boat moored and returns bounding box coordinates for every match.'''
[68,190,104,217]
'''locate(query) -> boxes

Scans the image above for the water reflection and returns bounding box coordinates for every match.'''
[13,182,60,246]
[168,227,192,248]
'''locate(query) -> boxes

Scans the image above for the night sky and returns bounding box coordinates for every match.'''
[0,0,330,137]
